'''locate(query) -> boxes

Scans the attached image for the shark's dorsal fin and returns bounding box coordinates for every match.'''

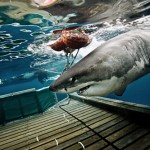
[115,86,127,96]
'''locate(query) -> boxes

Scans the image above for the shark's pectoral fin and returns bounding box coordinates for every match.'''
[115,86,127,96]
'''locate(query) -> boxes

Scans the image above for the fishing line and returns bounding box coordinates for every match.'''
[58,97,120,150]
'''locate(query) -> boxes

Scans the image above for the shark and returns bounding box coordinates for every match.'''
[49,29,150,96]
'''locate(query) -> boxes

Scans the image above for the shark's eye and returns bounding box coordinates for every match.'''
[72,76,76,82]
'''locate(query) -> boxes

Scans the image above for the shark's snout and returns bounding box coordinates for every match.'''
[49,82,68,93]
[49,84,56,92]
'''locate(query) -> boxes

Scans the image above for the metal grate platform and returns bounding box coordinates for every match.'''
[0,96,150,150]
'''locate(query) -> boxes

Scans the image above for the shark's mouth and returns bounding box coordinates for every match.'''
[78,85,90,94]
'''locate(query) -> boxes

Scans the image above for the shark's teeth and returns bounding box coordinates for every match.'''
[78,85,90,94]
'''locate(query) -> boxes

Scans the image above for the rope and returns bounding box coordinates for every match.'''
[63,49,80,72]
[59,97,120,150]
[69,49,80,67]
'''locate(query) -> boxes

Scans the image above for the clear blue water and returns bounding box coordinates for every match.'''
[107,74,150,105]
[0,21,73,96]
[0,4,150,106]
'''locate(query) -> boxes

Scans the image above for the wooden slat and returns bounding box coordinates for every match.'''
[0,99,87,130]
[106,124,139,142]
[102,145,116,150]
[0,109,107,149]
[0,98,150,150]
[26,114,114,150]
[0,104,86,133]
[85,140,108,150]
[114,128,150,149]
[0,100,92,133]
[0,100,90,132]
[0,104,98,141]
[64,134,100,150]
[62,117,124,150]
[124,133,150,150]
[53,116,124,150]
[100,120,131,137]
[38,116,116,150]
[2,109,111,149]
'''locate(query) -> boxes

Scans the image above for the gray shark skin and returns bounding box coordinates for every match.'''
[49,29,150,96]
